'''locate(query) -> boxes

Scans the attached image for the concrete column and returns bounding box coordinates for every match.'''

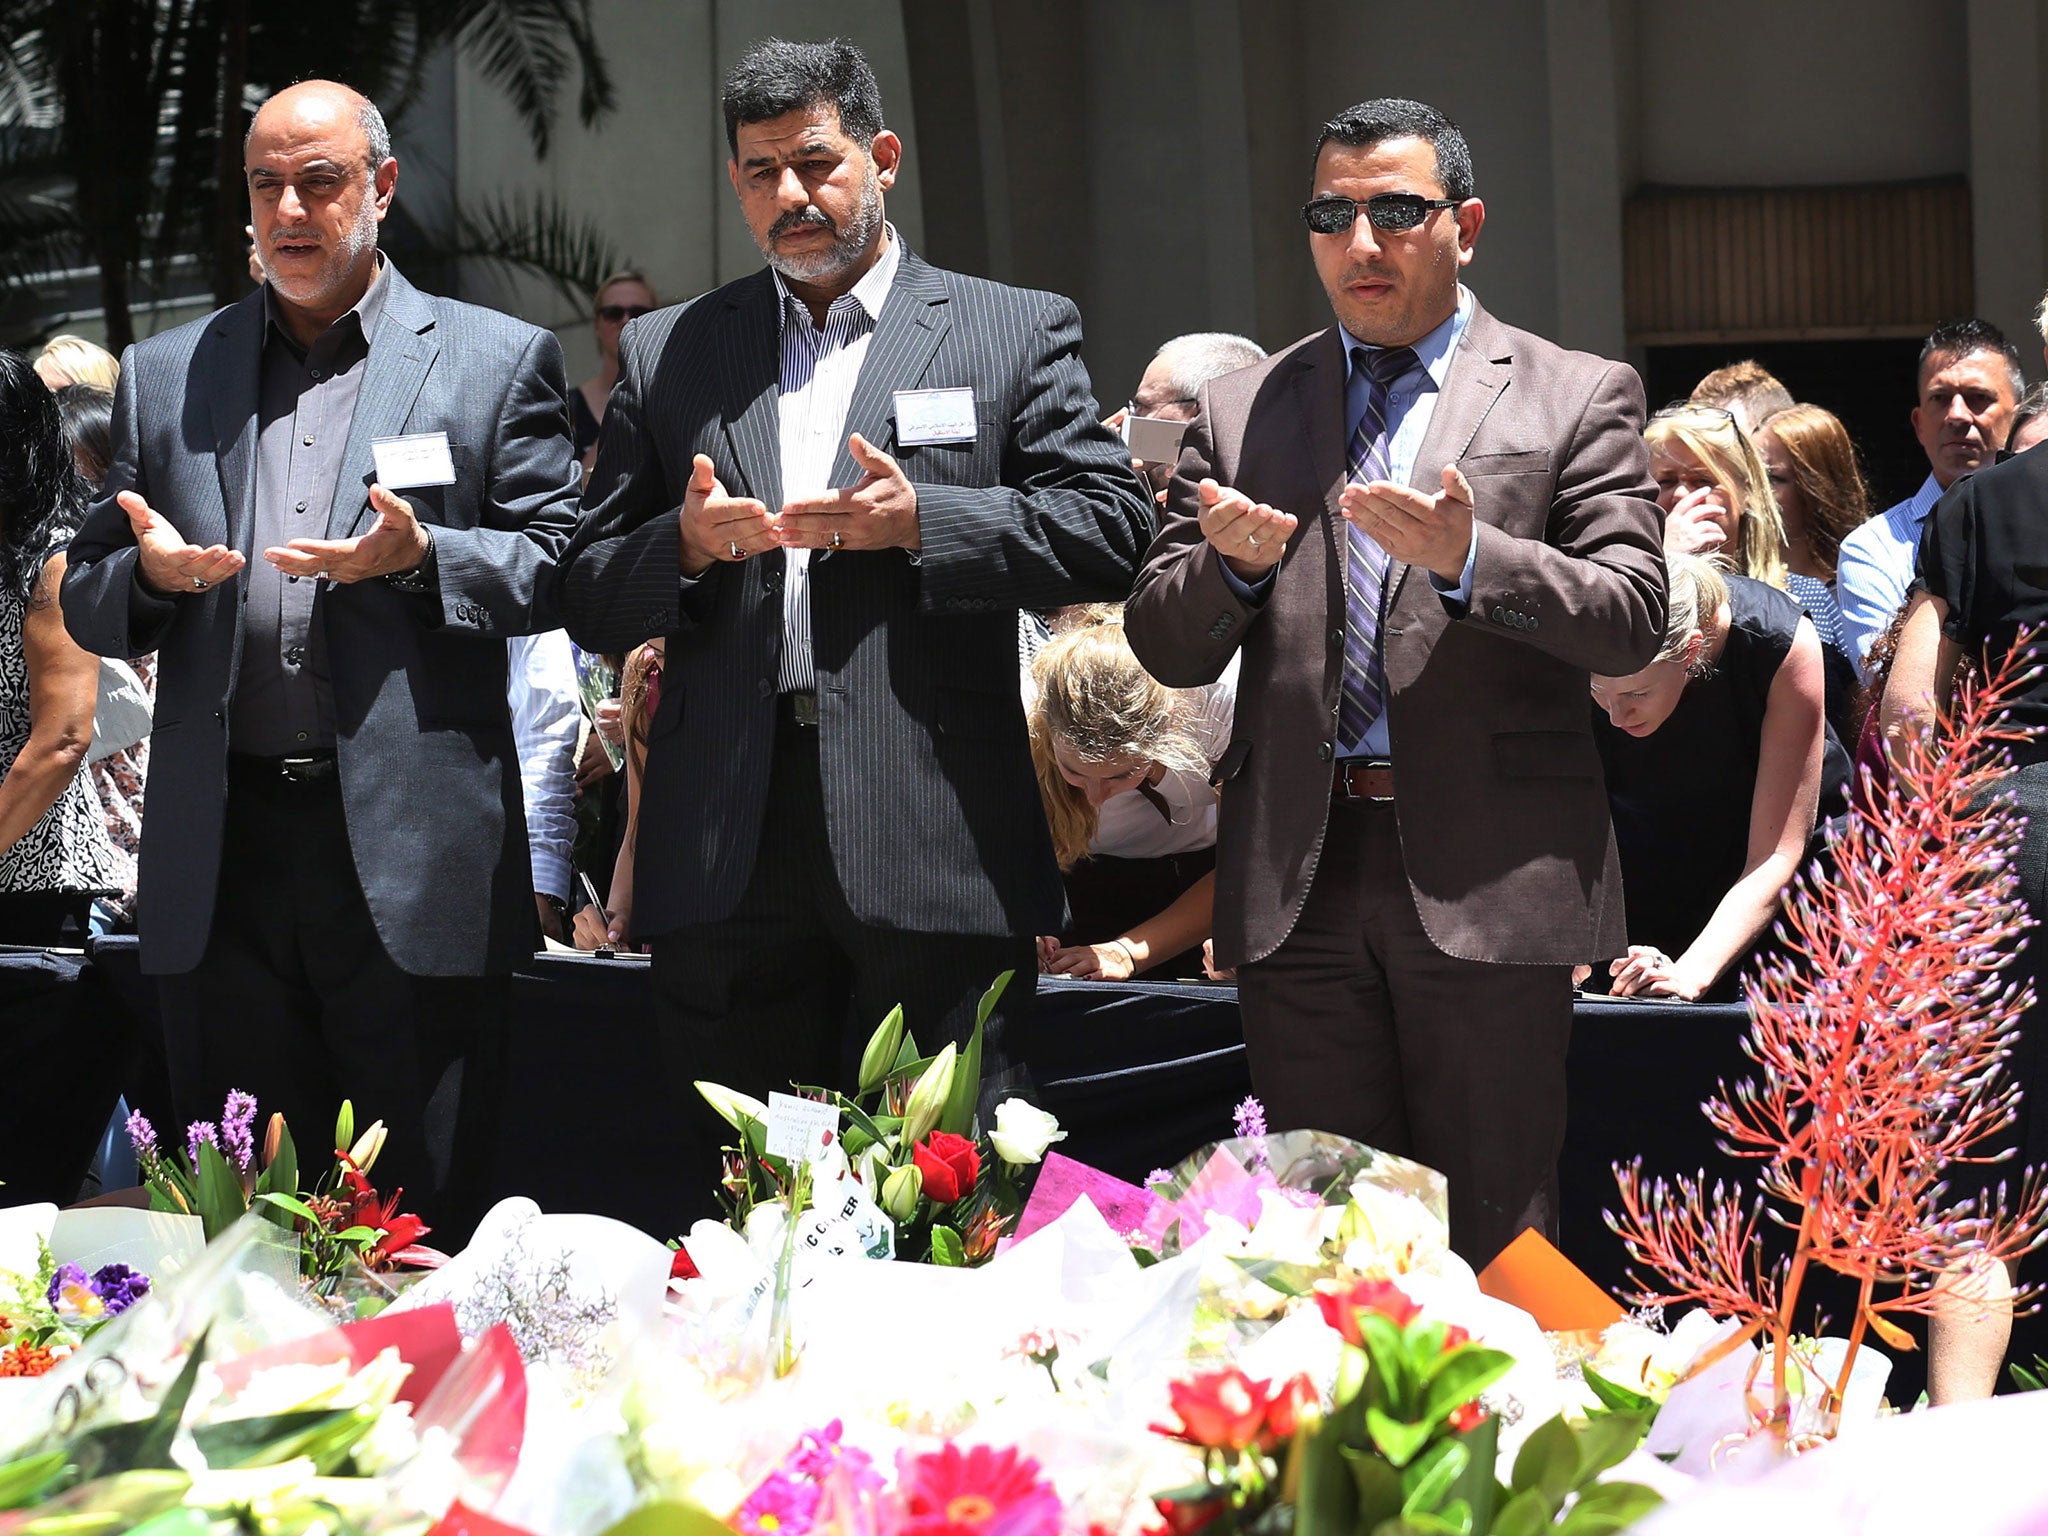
[1544,0,1629,358]
[1967,0,2046,350]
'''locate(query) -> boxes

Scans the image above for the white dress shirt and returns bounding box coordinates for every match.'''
[773,228,904,693]
[1834,471,1944,672]
[507,629,582,903]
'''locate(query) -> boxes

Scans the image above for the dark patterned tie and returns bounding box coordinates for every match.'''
[1338,345,1422,746]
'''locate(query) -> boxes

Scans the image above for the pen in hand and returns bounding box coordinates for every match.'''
[576,870,618,954]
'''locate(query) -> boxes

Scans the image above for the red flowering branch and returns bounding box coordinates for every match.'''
[1609,635,2048,1442]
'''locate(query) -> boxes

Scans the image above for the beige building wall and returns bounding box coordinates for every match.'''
[434,0,2045,399]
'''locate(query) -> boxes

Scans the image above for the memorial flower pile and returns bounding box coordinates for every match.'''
[0,1247,149,1379]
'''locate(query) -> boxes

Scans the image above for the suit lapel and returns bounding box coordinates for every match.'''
[1386,301,1511,608]
[328,267,441,539]
[828,248,951,483]
[717,272,785,513]
[208,293,265,555]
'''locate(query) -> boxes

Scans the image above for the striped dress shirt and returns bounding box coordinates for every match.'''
[773,228,903,693]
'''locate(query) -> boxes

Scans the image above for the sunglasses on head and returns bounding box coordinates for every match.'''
[597,304,654,323]
[1301,193,1461,236]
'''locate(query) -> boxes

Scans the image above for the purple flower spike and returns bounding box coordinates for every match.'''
[1233,1095,1268,1141]
[1146,1167,1174,1188]
[186,1120,220,1167]
[124,1109,157,1159]
[221,1090,258,1172]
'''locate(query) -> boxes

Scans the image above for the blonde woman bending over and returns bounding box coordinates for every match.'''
[1028,612,1236,981]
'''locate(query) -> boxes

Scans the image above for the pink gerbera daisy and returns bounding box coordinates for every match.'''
[899,1443,1063,1536]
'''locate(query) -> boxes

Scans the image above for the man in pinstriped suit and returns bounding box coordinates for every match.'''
[555,39,1151,1206]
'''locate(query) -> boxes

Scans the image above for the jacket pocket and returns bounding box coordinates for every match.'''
[1460,448,1552,477]
[1492,729,1598,779]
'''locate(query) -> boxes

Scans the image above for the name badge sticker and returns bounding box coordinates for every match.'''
[894,388,978,446]
[370,431,457,490]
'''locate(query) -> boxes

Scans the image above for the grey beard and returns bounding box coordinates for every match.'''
[761,171,884,284]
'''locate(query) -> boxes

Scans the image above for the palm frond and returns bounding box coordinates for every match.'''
[0,20,61,128]
[448,0,614,156]
[435,190,620,310]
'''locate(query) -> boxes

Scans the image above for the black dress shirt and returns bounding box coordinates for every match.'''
[231,265,388,755]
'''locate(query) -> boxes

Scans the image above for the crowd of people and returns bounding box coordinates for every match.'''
[3,36,2044,1393]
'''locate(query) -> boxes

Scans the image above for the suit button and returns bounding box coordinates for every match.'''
[757,678,772,697]
[1329,628,1343,645]
[1527,616,1539,631]
[1491,605,1506,623]
[285,646,305,667]
[1317,741,1333,762]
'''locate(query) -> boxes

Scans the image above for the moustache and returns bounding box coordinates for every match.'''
[769,207,835,241]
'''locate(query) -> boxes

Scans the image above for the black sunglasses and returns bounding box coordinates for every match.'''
[1301,193,1461,236]
[597,304,654,323]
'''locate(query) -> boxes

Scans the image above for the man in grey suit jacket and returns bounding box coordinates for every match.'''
[556,39,1150,1210]
[61,81,580,1228]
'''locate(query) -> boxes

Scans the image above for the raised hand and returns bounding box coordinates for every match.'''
[265,483,430,583]
[1663,483,1731,558]
[676,453,776,575]
[120,491,246,595]
[1340,464,1476,584]
[777,433,921,553]
[1195,478,1296,580]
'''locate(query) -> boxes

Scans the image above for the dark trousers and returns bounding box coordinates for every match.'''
[649,713,1036,1228]
[157,756,504,1241]
[1237,797,1573,1269]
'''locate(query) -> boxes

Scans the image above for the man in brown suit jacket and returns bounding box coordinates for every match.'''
[1125,98,1666,1266]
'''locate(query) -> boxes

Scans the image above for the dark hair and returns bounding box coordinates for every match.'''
[55,383,114,490]
[721,38,884,157]
[0,351,85,603]
[2011,380,2048,445]
[1313,98,1474,201]
[1917,317,2025,399]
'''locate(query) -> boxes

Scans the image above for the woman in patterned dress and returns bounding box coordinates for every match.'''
[0,353,120,940]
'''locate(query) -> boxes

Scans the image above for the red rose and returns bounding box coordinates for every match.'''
[1154,1368,1273,1449]
[1261,1372,1319,1446]
[1447,1400,1487,1434]
[912,1132,981,1205]
[1314,1277,1420,1345]
[669,1244,700,1281]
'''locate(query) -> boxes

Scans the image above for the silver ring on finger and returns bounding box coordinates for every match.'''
[729,540,745,561]
[830,530,843,551]
[1246,532,1260,550]
[192,577,209,590]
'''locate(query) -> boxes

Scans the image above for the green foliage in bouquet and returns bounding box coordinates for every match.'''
[1155,1281,1663,1536]
[696,973,1054,1268]
[130,1095,435,1296]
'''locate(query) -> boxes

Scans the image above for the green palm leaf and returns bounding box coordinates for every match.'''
[437,190,622,309]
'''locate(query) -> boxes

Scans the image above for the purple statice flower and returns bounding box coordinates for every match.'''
[124,1109,158,1159]
[1233,1095,1269,1141]
[89,1264,150,1317]
[220,1090,259,1172]
[185,1120,220,1168]
[1146,1167,1173,1188]
[734,1469,822,1536]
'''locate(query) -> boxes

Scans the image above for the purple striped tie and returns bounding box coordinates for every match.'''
[1338,345,1421,746]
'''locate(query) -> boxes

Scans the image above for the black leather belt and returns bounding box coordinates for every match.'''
[230,751,338,784]
[777,692,819,728]
[1333,758,1395,802]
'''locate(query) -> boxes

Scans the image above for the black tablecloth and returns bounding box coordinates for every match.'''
[51,942,1745,1273]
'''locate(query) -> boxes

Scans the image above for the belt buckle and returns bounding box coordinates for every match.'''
[789,692,819,727]
[1344,758,1394,803]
